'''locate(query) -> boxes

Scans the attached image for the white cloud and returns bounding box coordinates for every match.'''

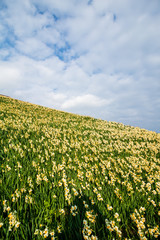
[61,94,108,109]
[0,0,160,132]
[16,38,53,59]
[0,62,21,88]
[14,86,67,110]
[4,0,49,38]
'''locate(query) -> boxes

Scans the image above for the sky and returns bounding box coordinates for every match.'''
[0,0,160,133]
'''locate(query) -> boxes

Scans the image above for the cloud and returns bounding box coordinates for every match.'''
[0,63,21,88]
[61,94,108,109]
[0,0,160,132]
[15,38,53,60]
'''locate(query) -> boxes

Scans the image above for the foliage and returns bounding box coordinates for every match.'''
[0,95,160,239]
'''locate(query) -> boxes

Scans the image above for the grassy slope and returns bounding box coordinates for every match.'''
[0,95,160,240]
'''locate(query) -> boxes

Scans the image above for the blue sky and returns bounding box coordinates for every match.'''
[0,0,160,132]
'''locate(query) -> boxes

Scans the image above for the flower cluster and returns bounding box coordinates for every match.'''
[82,220,98,240]
[8,211,20,231]
[70,205,78,216]
[130,208,146,240]
[105,218,122,238]
[34,226,55,239]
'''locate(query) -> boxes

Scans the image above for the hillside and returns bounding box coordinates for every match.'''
[0,95,160,240]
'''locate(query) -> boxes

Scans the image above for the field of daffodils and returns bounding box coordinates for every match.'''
[0,95,160,240]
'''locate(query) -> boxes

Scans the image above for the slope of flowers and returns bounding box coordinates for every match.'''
[0,95,160,240]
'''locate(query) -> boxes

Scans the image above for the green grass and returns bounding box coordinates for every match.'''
[0,95,160,240]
